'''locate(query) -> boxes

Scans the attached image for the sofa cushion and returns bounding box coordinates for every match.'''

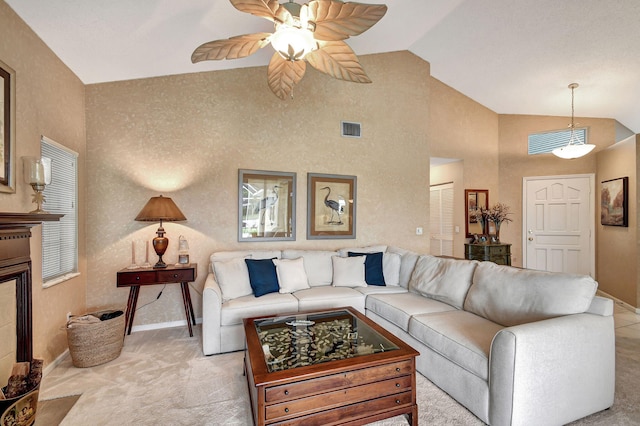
[245,258,279,297]
[212,256,252,302]
[294,286,366,313]
[338,245,387,257]
[409,310,504,380]
[365,292,457,331]
[281,250,337,287]
[273,258,310,293]
[221,293,298,326]
[409,255,477,309]
[381,252,401,286]
[387,246,420,288]
[210,250,281,263]
[464,262,598,327]
[332,256,367,287]
[348,251,386,286]
[356,286,408,296]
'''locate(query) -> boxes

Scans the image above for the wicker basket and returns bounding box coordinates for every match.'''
[66,310,125,368]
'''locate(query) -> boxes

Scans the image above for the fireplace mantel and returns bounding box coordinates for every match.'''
[0,212,63,362]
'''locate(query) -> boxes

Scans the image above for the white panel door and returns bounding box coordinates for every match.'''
[523,175,594,275]
[430,183,454,256]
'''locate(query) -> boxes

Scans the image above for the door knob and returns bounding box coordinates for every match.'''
[528,237,533,241]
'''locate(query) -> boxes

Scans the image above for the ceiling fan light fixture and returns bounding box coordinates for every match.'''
[552,83,596,159]
[270,25,317,61]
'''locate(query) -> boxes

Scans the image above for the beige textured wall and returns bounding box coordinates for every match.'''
[85,51,431,328]
[498,115,616,266]
[596,136,637,306]
[429,78,499,257]
[0,2,87,366]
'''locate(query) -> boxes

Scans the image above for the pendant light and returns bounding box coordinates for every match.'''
[552,83,596,159]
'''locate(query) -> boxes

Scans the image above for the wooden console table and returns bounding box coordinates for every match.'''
[116,264,197,336]
[465,243,511,265]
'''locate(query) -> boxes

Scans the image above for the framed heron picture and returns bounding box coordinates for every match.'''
[307,173,356,239]
[238,169,296,241]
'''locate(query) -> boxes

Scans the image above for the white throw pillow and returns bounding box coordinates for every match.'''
[383,252,401,286]
[331,256,367,287]
[212,257,253,302]
[273,258,310,293]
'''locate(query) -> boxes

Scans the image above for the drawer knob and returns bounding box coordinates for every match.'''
[396,367,401,372]
[395,383,400,388]
[173,274,179,278]
[284,408,289,413]
[284,390,289,395]
[396,399,401,404]
[136,276,140,280]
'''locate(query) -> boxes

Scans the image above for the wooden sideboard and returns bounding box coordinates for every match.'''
[464,243,511,265]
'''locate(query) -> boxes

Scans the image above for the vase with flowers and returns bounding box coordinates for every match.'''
[486,202,512,242]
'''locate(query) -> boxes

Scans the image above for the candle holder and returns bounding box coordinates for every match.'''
[22,157,52,214]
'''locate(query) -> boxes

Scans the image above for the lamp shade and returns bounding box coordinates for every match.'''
[135,195,186,222]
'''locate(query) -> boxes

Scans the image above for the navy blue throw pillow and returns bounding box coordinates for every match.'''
[245,258,280,297]
[348,251,386,286]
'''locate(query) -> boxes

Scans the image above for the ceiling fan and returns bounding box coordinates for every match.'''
[191,0,388,100]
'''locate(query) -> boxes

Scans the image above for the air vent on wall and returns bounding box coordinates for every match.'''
[341,121,361,138]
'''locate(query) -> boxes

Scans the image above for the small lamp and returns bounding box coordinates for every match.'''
[135,195,187,268]
[22,156,52,214]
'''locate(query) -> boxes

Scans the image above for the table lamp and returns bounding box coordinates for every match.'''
[135,195,186,268]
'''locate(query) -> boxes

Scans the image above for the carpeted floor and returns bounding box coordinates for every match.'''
[38,325,639,425]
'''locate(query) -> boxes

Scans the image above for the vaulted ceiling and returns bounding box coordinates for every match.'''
[6,0,640,132]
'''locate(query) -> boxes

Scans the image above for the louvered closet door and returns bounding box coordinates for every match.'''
[430,183,454,256]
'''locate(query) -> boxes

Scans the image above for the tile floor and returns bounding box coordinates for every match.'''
[613,301,640,338]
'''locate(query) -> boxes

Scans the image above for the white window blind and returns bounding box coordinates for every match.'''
[41,136,78,283]
[528,128,588,155]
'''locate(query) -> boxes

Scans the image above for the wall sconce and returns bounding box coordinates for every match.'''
[22,156,52,213]
[135,195,186,268]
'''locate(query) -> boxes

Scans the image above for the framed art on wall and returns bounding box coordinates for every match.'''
[601,176,628,227]
[307,173,356,239]
[0,59,16,193]
[238,169,296,241]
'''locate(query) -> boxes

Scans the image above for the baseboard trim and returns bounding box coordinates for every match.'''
[131,317,202,333]
[44,349,69,377]
[597,290,640,314]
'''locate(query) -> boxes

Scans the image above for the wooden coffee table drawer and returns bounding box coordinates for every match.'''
[116,271,157,285]
[265,375,412,421]
[268,390,414,426]
[265,359,413,403]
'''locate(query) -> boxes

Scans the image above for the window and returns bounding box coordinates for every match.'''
[41,136,78,286]
[528,128,588,155]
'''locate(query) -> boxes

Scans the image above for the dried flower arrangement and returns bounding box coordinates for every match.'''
[486,202,513,225]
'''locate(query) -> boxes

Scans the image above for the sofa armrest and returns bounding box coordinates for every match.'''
[489,313,615,426]
[587,295,614,316]
[202,273,223,355]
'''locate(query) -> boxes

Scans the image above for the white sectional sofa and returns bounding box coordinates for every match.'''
[202,245,615,425]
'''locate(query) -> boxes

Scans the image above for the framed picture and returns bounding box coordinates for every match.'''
[238,169,296,241]
[0,60,16,193]
[601,177,628,227]
[307,173,356,239]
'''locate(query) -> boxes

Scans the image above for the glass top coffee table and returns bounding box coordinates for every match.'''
[243,307,418,425]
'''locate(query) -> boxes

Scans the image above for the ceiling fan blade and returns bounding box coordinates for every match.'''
[230,0,292,24]
[267,53,307,100]
[306,41,371,83]
[191,33,272,63]
[306,1,388,41]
